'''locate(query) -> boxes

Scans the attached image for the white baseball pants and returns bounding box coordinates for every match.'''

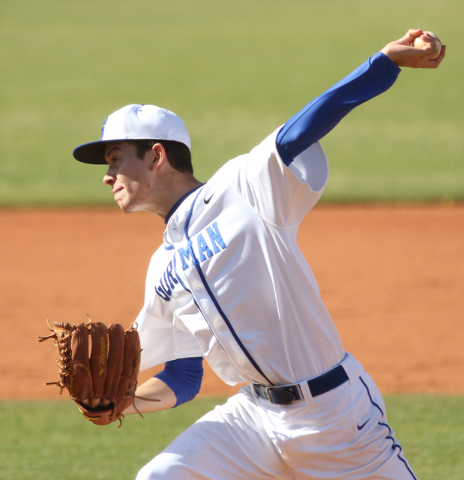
[136,353,417,480]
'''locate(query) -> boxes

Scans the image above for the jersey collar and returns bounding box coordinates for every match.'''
[164,184,204,225]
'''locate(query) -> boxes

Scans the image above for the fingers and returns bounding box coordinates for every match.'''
[82,397,111,409]
[427,44,446,69]
[82,397,101,408]
[398,28,424,46]
[413,31,442,58]
[411,34,445,69]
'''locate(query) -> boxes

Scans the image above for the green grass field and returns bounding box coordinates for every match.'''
[1,0,463,206]
[1,396,463,480]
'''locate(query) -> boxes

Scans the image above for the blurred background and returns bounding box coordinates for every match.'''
[1,0,462,206]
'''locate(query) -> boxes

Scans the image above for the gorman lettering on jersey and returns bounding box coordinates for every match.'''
[155,221,227,301]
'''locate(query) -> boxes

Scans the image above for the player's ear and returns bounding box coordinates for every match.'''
[151,143,168,170]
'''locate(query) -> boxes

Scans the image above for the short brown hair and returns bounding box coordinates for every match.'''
[128,140,193,174]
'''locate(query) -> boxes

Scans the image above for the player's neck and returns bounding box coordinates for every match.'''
[152,173,203,221]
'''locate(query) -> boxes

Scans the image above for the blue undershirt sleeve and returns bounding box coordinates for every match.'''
[276,52,401,166]
[154,357,204,407]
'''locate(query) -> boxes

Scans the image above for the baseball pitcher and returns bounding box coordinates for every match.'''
[61,29,444,479]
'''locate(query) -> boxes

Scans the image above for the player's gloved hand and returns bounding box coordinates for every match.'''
[381,29,446,68]
[39,316,159,427]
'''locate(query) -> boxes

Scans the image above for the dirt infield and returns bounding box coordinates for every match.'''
[1,205,463,399]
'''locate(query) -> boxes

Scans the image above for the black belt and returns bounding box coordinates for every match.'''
[253,364,349,405]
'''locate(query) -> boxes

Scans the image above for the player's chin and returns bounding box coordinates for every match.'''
[115,198,132,213]
[119,204,135,214]
[113,192,130,212]
[117,199,142,214]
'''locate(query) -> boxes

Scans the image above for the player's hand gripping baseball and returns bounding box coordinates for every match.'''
[381,29,446,68]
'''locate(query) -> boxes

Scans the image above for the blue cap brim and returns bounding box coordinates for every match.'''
[73,140,118,165]
[73,138,165,164]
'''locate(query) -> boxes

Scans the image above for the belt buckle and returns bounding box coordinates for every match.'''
[265,385,301,405]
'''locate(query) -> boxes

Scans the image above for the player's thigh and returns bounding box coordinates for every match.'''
[136,391,292,480]
[288,373,416,480]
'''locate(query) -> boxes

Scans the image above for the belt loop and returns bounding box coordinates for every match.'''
[299,380,315,406]
[341,352,362,384]
[251,383,259,402]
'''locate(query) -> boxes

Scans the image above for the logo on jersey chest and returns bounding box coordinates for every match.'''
[178,221,227,271]
[155,260,179,301]
[155,221,227,302]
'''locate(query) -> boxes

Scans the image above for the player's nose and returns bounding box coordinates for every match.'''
[103,171,115,186]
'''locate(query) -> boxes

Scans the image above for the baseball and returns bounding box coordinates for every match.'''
[413,31,442,59]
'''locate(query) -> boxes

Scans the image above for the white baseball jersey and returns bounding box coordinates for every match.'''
[136,129,344,386]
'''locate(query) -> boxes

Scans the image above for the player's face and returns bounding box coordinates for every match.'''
[103,142,155,213]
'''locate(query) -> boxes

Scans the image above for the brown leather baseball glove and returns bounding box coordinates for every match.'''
[39,316,155,427]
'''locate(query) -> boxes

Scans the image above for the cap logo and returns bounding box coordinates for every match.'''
[100,118,108,141]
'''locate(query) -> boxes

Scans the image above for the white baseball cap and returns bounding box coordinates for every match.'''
[73,104,191,164]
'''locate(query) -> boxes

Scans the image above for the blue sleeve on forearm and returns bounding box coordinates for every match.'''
[154,357,203,407]
[276,52,401,166]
